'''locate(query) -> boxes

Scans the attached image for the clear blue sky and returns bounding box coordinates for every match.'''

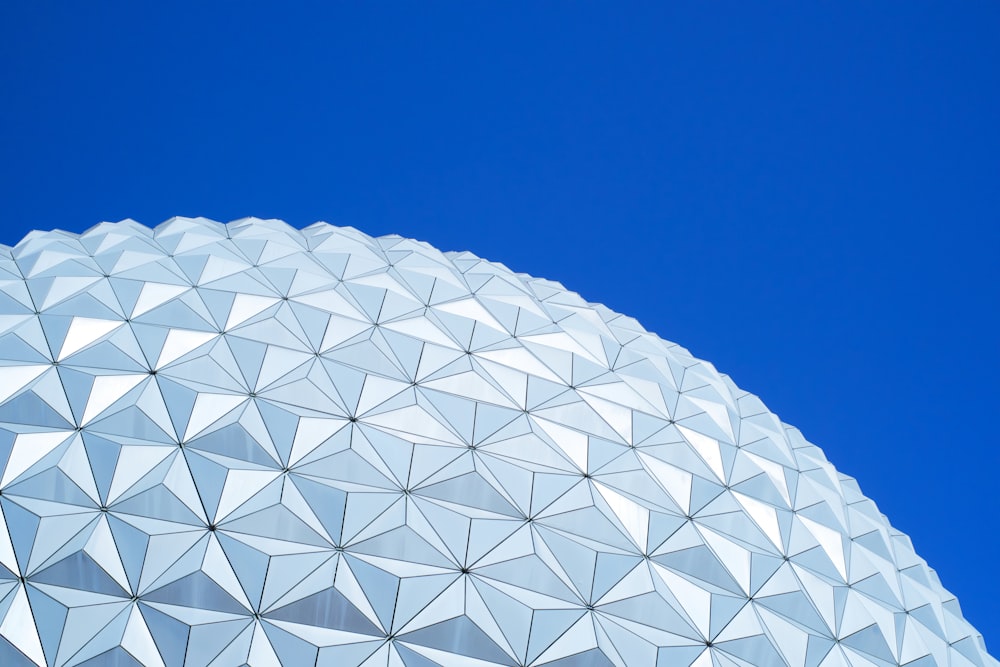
[1,1,998,643]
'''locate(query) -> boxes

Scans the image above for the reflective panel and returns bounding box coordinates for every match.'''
[0,217,992,667]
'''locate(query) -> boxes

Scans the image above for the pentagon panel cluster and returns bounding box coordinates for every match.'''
[0,217,992,667]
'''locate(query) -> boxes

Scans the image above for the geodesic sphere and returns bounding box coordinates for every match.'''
[0,218,992,667]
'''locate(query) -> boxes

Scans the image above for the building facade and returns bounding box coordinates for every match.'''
[0,218,992,666]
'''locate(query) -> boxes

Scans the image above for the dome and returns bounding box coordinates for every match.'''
[0,217,992,667]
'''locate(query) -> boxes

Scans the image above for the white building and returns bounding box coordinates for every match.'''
[0,218,992,666]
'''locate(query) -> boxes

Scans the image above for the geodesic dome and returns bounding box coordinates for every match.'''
[0,217,992,667]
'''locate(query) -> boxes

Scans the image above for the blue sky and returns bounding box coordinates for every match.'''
[1,2,998,642]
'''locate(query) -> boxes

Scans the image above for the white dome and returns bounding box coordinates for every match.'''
[0,217,992,667]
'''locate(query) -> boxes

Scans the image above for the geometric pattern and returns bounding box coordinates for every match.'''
[0,216,993,667]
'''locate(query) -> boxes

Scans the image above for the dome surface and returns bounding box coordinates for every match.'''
[0,217,992,667]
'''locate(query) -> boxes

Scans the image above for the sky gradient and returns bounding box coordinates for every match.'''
[1,2,998,644]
